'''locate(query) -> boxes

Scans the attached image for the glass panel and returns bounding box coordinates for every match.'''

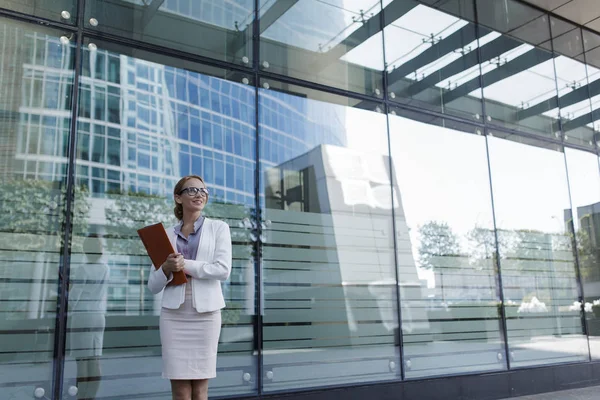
[551,19,595,149]
[0,0,77,24]
[388,110,505,378]
[259,0,384,96]
[487,135,589,368]
[582,29,600,149]
[384,0,482,120]
[84,0,254,66]
[64,39,257,399]
[0,17,75,398]
[259,81,398,391]
[565,148,600,359]
[476,0,560,139]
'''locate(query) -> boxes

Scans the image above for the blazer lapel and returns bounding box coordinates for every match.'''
[196,218,209,260]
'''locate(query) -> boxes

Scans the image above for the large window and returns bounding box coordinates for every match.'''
[259,0,384,96]
[84,0,254,66]
[565,148,600,359]
[476,0,560,139]
[384,0,483,120]
[64,41,258,399]
[488,136,588,367]
[0,17,75,399]
[389,113,506,378]
[259,81,398,391]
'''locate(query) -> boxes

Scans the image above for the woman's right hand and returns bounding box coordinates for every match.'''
[161,253,184,278]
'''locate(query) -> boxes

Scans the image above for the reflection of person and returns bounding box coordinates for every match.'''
[148,175,232,400]
[69,235,109,400]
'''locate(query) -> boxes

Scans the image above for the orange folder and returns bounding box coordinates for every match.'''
[137,223,187,286]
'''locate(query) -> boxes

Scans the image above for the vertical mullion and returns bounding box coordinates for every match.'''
[253,0,263,395]
[380,0,405,381]
[51,0,85,399]
[474,0,511,370]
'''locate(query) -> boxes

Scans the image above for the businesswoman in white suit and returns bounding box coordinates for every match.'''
[148,175,232,400]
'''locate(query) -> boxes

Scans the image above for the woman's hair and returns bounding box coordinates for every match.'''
[173,175,206,220]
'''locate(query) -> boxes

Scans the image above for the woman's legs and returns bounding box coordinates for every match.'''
[171,380,192,400]
[191,379,209,400]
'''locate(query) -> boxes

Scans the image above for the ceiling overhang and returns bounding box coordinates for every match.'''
[520,0,600,33]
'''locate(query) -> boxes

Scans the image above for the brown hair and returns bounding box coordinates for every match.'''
[173,175,206,220]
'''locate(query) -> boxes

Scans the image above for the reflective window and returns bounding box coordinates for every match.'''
[0,18,75,399]
[84,0,254,65]
[384,0,483,120]
[0,0,76,24]
[582,29,600,149]
[389,111,505,378]
[487,135,589,367]
[551,19,595,149]
[564,148,600,359]
[259,81,398,391]
[64,40,257,398]
[259,0,384,95]
[476,0,559,139]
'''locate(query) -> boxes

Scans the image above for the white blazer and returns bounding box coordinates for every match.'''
[147,218,232,313]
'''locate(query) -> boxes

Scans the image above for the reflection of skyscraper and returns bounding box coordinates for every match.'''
[4,22,349,313]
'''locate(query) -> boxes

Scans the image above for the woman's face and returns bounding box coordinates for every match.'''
[176,178,208,216]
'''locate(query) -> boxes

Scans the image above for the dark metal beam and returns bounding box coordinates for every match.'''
[440,48,554,104]
[561,109,599,132]
[398,35,522,97]
[141,0,165,29]
[517,78,600,120]
[258,0,298,35]
[388,23,489,81]
[312,0,418,72]
[516,95,559,120]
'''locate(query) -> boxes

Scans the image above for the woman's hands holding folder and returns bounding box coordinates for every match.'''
[161,253,184,278]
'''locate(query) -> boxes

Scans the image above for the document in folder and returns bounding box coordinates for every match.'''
[137,223,187,286]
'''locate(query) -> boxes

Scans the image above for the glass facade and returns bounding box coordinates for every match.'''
[2,0,600,399]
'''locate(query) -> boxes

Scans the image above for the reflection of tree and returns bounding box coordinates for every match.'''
[417,221,460,270]
[574,228,600,282]
[104,191,174,254]
[0,179,90,249]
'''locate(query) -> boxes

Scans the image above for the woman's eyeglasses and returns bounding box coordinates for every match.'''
[179,187,209,197]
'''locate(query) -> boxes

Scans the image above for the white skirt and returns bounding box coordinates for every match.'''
[159,282,221,380]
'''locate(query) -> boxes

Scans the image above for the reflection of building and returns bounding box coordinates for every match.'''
[3,24,349,316]
[574,202,600,298]
[263,144,426,349]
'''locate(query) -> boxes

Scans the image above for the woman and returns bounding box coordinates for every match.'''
[148,175,232,400]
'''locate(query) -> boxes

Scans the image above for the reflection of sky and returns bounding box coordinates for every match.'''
[259,89,347,168]
[261,0,384,69]
[385,5,468,71]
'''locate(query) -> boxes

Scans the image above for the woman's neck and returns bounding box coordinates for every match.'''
[182,212,202,228]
